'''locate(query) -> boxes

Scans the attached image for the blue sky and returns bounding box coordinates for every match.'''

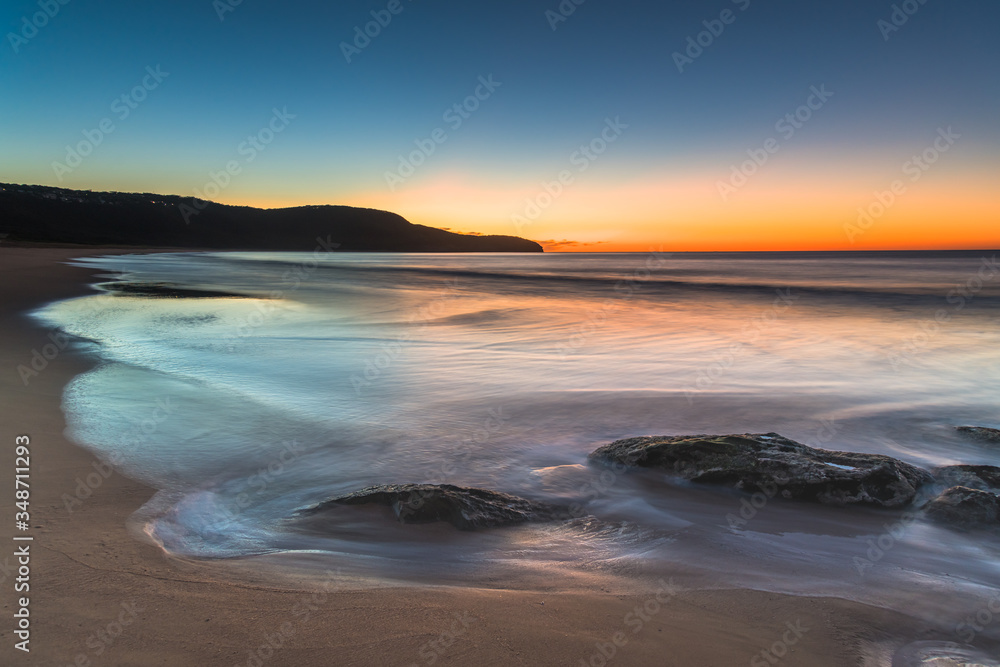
[2,0,998,249]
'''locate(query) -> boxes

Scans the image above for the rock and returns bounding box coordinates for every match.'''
[956,426,1000,443]
[923,486,1000,527]
[293,483,565,531]
[934,464,1000,492]
[589,432,932,508]
[101,281,251,298]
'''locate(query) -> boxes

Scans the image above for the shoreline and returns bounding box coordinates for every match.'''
[0,246,934,666]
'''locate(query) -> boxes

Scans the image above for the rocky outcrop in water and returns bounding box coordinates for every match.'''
[588,432,932,508]
[293,483,565,531]
[101,282,250,298]
[923,486,1000,527]
[934,465,1000,492]
[956,426,1000,443]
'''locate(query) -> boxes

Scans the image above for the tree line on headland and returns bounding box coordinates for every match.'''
[0,183,542,252]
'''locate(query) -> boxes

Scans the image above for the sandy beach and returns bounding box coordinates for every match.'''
[0,246,935,666]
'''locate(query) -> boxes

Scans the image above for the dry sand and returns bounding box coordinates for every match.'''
[0,246,930,666]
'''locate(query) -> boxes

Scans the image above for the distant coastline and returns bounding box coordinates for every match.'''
[0,183,543,253]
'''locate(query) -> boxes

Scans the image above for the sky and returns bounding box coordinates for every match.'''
[1,0,998,251]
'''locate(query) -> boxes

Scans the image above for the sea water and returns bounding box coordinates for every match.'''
[36,250,1000,635]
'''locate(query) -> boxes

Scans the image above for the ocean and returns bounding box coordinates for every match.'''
[36,250,1000,638]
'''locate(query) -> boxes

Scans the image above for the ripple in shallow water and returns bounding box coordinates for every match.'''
[893,641,1000,667]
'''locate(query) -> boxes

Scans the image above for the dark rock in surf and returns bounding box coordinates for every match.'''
[293,483,565,531]
[933,464,1000,492]
[956,426,1000,443]
[588,432,932,508]
[923,486,1000,527]
[100,281,250,299]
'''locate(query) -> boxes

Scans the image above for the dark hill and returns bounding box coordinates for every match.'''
[0,183,542,252]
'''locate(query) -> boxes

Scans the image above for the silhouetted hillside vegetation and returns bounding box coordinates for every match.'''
[0,183,542,252]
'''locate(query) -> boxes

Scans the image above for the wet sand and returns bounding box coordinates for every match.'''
[0,246,930,666]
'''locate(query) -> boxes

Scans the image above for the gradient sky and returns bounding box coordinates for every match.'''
[2,0,998,251]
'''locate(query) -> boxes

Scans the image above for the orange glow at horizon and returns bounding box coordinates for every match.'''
[233,167,999,252]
